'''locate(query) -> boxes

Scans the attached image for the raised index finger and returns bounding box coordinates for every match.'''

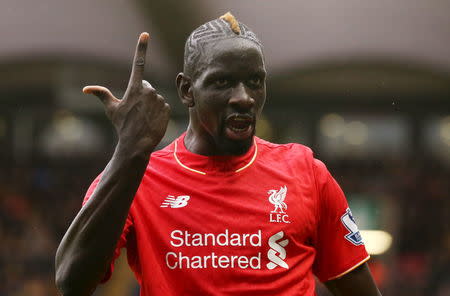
[129,32,149,88]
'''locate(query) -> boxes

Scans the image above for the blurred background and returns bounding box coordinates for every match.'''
[0,0,449,295]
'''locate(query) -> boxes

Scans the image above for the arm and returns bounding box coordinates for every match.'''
[325,263,381,296]
[55,33,170,296]
[312,159,381,295]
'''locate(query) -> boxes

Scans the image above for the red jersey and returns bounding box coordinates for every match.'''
[83,134,369,295]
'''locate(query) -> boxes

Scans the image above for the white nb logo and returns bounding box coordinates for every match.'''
[160,195,190,208]
[266,231,289,270]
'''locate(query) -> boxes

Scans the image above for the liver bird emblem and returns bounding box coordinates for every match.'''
[268,186,288,213]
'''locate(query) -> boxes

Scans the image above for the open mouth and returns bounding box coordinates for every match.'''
[225,114,254,140]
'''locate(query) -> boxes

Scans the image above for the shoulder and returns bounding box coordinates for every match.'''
[256,137,314,159]
[256,137,331,180]
[255,137,316,165]
[255,137,320,177]
[143,140,177,172]
[148,140,175,160]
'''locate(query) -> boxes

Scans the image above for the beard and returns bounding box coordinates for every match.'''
[216,125,255,155]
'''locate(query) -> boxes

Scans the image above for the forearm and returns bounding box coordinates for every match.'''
[55,142,150,296]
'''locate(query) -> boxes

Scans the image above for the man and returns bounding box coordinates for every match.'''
[55,13,381,296]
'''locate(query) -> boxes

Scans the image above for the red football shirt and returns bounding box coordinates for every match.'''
[83,134,369,295]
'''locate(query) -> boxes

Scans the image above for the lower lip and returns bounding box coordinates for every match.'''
[225,124,253,140]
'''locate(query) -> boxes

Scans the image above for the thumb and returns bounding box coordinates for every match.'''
[82,85,116,107]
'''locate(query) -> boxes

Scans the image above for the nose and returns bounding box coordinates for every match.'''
[229,83,255,111]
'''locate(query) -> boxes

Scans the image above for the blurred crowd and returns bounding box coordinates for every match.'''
[327,156,450,296]
[0,158,105,296]
[0,151,448,295]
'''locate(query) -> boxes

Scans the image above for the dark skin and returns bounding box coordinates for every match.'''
[326,264,381,295]
[55,33,381,295]
[177,38,267,156]
[55,33,170,296]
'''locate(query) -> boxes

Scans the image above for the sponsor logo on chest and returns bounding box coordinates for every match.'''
[159,187,293,271]
[165,229,289,271]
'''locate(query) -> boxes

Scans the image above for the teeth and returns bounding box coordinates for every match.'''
[229,125,249,132]
[229,115,252,122]
[227,115,252,134]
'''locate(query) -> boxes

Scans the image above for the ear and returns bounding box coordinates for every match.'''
[176,73,194,108]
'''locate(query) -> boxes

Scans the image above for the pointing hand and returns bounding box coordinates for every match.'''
[83,33,171,157]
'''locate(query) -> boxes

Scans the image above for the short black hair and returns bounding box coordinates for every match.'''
[183,12,263,79]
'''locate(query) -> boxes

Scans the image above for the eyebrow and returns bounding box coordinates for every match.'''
[204,68,266,80]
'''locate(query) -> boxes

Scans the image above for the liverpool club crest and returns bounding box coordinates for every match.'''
[268,186,290,223]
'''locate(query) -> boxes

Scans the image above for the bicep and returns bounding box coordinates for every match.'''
[325,263,381,296]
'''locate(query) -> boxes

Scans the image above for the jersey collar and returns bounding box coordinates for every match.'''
[173,133,258,175]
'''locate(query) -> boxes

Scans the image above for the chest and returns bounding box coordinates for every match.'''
[133,163,318,249]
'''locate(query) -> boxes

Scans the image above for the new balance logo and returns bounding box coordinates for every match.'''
[266,231,289,269]
[160,195,190,208]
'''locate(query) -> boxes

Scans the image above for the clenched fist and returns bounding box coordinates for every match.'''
[83,33,170,157]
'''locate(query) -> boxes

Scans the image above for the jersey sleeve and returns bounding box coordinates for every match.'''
[82,174,134,283]
[312,159,370,282]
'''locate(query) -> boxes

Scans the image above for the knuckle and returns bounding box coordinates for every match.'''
[142,80,153,88]
[92,90,106,98]
[135,57,145,66]
[142,86,155,95]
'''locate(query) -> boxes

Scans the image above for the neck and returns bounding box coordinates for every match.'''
[184,126,217,156]
[184,125,253,156]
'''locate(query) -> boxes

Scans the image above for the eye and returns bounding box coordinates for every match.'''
[248,77,263,87]
[214,78,229,88]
